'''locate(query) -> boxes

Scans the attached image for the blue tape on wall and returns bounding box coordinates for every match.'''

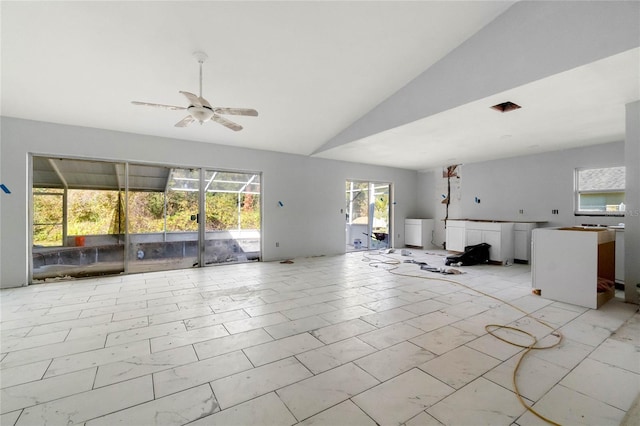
[0,184,11,194]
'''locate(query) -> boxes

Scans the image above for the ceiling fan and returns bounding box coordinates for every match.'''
[132,52,258,131]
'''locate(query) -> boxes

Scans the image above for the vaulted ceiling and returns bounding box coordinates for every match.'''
[2,1,638,171]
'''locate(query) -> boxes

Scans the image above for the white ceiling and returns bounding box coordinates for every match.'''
[315,48,640,170]
[1,1,638,171]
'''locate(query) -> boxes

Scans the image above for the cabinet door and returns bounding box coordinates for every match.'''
[615,232,624,283]
[446,226,466,252]
[482,230,501,261]
[514,230,528,261]
[466,230,482,246]
[405,223,422,246]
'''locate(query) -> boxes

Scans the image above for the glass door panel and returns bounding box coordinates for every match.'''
[371,183,390,250]
[346,181,370,251]
[33,189,64,247]
[31,157,262,282]
[204,170,261,264]
[345,181,391,252]
[128,167,200,273]
[31,157,125,281]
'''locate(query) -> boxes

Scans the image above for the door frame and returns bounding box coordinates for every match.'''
[345,180,393,252]
[29,154,262,282]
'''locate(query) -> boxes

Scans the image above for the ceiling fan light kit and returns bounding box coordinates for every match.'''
[188,106,214,123]
[131,51,257,131]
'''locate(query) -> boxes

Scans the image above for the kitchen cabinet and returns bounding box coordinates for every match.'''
[610,227,624,284]
[532,227,615,309]
[405,219,435,248]
[468,221,514,265]
[445,220,466,252]
[514,222,539,263]
[445,220,514,265]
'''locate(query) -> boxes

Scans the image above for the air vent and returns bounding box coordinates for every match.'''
[491,101,521,113]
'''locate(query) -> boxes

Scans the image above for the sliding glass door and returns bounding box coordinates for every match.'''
[127,166,200,274]
[203,171,261,265]
[31,156,261,282]
[31,157,126,280]
[345,180,392,252]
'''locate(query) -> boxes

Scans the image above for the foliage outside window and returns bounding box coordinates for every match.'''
[373,185,389,233]
[128,191,166,233]
[68,190,124,235]
[346,182,370,225]
[206,192,261,231]
[345,182,389,232]
[575,166,625,215]
[34,187,261,245]
[33,188,64,246]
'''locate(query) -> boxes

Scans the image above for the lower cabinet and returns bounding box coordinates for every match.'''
[446,220,542,265]
[514,222,539,263]
[532,227,615,309]
[474,222,514,265]
[445,220,515,265]
[445,221,466,252]
[405,219,435,248]
[466,229,483,246]
[613,229,624,284]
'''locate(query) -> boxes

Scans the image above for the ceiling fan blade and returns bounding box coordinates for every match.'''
[131,101,186,111]
[198,96,212,108]
[175,115,195,127]
[214,107,258,117]
[179,91,203,107]
[211,114,243,131]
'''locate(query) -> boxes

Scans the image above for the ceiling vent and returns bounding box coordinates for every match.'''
[491,101,521,113]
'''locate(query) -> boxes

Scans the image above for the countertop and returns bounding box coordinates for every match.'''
[446,219,548,223]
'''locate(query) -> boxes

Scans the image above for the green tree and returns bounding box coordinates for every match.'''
[128,191,164,233]
[34,186,261,242]
[33,189,63,245]
[241,193,261,229]
[206,193,238,230]
[67,190,119,235]
[166,190,198,231]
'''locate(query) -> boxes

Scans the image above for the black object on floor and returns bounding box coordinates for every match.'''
[445,243,491,266]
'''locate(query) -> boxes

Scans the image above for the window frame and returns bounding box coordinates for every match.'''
[574,166,625,217]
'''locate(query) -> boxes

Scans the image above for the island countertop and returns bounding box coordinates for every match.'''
[445,219,548,223]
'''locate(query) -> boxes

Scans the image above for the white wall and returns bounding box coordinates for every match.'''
[417,142,626,243]
[415,170,436,220]
[1,117,631,289]
[0,117,418,288]
[459,142,625,226]
[417,167,462,248]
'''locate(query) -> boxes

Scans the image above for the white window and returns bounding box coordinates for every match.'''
[575,166,625,215]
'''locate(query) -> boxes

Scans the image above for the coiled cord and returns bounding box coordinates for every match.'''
[361,251,563,425]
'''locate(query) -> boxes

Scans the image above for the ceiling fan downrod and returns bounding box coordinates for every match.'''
[193,51,208,99]
[198,60,203,99]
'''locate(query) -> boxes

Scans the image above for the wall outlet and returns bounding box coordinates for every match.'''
[518,209,524,215]
[275,242,280,247]
[552,209,559,215]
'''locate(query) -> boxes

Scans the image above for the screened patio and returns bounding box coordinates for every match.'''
[31,156,261,281]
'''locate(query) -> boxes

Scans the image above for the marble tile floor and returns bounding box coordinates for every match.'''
[1,250,638,426]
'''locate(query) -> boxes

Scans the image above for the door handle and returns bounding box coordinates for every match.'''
[190,213,199,223]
